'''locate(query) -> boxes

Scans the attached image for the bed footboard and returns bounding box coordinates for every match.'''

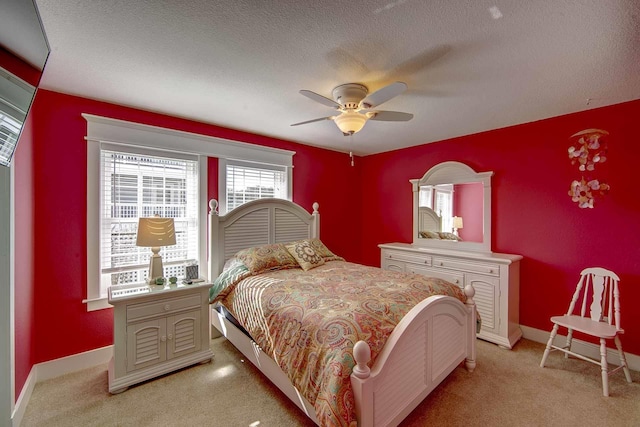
[351,285,476,427]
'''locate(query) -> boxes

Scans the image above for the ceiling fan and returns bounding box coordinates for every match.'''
[291,82,413,135]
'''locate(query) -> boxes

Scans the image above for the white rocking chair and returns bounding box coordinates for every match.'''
[540,267,632,396]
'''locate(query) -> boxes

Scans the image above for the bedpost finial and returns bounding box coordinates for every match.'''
[312,202,319,213]
[209,199,219,215]
[464,284,475,305]
[352,341,371,379]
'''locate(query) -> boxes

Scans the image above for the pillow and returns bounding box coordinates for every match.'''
[295,238,344,261]
[419,230,441,239]
[235,243,299,274]
[209,263,250,303]
[286,240,325,271]
[438,232,461,241]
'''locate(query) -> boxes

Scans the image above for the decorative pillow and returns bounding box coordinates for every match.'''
[286,240,325,271]
[419,231,441,239]
[209,263,250,303]
[292,238,344,261]
[438,232,461,241]
[235,243,299,274]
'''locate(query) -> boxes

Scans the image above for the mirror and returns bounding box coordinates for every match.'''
[0,0,50,167]
[411,161,493,253]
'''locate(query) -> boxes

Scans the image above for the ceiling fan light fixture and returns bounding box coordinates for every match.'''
[334,111,368,135]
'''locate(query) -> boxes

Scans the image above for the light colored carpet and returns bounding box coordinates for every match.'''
[21,338,640,426]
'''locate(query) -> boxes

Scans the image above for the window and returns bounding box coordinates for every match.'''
[100,147,199,291]
[219,159,290,213]
[0,112,20,167]
[84,113,293,311]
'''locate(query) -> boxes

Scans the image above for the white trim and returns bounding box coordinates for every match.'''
[0,164,13,425]
[521,325,640,371]
[11,366,35,427]
[82,114,295,167]
[85,140,101,309]
[198,157,208,280]
[36,345,113,382]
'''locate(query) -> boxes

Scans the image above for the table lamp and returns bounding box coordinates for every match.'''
[136,217,176,284]
[452,216,464,237]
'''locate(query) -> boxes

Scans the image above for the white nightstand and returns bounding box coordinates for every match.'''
[107,281,214,393]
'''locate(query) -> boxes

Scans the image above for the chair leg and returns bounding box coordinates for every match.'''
[540,324,559,368]
[600,339,609,397]
[614,335,633,383]
[564,328,574,359]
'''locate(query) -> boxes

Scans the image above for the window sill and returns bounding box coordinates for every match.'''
[83,297,112,311]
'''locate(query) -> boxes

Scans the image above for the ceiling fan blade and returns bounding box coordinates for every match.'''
[368,111,414,122]
[299,90,341,108]
[290,116,334,126]
[360,82,408,108]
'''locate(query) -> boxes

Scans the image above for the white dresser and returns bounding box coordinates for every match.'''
[108,282,214,393]
[379,243,522,349]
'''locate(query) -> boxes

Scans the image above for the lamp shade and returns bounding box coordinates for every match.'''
[452,216,464,229]
[136,217,176,247]
[334,111,368,134]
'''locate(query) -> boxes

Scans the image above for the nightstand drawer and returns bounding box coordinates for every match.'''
[127,294,201,322]
[383,250,432,266]
[432,257,500,276]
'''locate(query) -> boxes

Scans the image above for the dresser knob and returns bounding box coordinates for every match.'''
[164,304,170,311]
[161,336,166,342]
[455,279,460,284]
[489,269,494,273]
[168,334,173,340]
[440,262,443,266]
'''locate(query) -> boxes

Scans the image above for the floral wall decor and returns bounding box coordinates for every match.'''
[567,128,610,208]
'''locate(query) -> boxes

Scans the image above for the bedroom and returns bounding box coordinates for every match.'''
[2,1,639,426]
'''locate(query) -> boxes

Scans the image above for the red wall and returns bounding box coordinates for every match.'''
[360,99,640,355]
[454,182,483,242]
[14,89,362,397]
[14,87,640,400]
[13,105,36,400]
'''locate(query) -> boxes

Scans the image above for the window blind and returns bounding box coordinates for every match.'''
[100,148,199,291]
[0,112,20,167]
[226,162,287,211]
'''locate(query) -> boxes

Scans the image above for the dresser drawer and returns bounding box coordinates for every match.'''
[127,294,201,322]
[432,257,500,276]
[383,250,432,266]
[414,266,464,287]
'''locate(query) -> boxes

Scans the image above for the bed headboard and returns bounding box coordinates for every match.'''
[419,206,442,232]
[208,198,320,278]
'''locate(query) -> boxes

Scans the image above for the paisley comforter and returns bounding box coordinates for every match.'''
[212,260,467,427]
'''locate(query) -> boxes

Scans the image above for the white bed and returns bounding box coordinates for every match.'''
[208,198,476,426]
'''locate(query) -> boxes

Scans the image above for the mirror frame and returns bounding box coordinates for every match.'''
[411,161,493,253]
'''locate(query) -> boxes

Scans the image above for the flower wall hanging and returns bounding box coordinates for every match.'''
[567,129,610,208]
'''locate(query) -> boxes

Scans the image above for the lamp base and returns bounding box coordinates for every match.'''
[147,247,164,284]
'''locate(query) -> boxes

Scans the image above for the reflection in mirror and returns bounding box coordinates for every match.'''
[411,161,493,253]
[0,0,50,167]
[418,182,484,243]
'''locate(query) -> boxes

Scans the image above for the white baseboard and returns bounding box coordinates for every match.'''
[36,345,113,382]
[521,325,640,371]
[12,345,113,427]
[12,367,35,427]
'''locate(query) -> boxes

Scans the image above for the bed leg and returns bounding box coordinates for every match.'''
[464,284,477,373]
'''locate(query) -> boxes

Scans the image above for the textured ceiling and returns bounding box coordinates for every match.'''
[25,1,640,155]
